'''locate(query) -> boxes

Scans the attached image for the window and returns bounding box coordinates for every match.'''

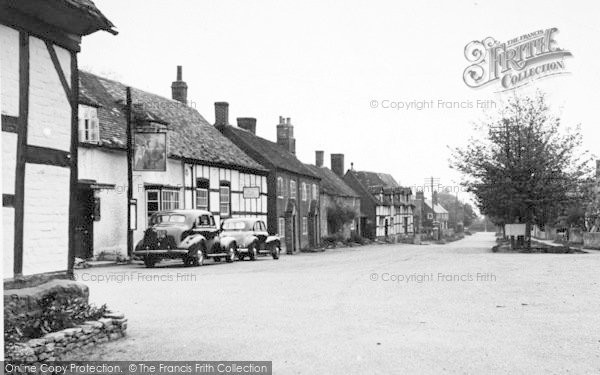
[278,218,285,237]
[312,184,318,200]
[220,184,230,217]
[290,180,297,200]
[196,179,209,210]
[161,190,179,210]
[146,188,180,222]
[301,182,307,201]
[78,105,99,143]
[146,190,160,220]
[427,213,433,220]
[302,217,308,235]
[277,177,284,198]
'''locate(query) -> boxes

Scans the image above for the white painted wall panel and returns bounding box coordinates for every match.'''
[0,25,19,117]
[231,170,239,191]
[3,207,14,278]
[27,37,71,152]
[209,167,219,189]
[209,191,219,212]
[53,45,71,88]
[22,163,70,275]
[2,132,17,194]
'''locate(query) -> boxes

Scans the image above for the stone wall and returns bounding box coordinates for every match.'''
[5,311,127,362]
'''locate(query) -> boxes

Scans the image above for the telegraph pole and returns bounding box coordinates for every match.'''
[126,87,133,257]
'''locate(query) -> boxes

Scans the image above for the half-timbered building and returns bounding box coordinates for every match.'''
[344,168,415,241]
[1,0,115,278]
[76,67,268,259]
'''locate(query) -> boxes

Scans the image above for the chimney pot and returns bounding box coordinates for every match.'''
[214,102,229,126]
[171,65,188,104]
[276,115,296,155]
[315,151,324,167]
[237,117,257,134]
[331,154,345,177]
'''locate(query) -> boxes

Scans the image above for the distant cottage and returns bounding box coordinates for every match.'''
[304,152,362,241]
[344,168,415,241]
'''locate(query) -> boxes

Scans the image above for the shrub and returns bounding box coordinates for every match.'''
[322,234,344,246]
[4,292,107,346]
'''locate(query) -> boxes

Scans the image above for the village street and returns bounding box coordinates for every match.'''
[72,233,600,374]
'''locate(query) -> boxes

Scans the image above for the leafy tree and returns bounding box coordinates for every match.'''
[450,92,594,247]
[326,203,357,234]
[436,192,478,229]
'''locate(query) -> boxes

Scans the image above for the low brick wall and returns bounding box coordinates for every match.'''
[5,312,127,362]
[583,232,600,249]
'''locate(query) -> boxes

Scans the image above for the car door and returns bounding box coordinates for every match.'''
[254,221,268,250]
[195,214,218,253]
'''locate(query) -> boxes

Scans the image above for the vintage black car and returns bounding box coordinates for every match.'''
[133,210,237,267]
[220,218,281,260]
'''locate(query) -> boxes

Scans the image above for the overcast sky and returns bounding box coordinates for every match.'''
[80,0,600,203]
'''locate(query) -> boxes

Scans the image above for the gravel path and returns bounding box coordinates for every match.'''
[73,232,600,374]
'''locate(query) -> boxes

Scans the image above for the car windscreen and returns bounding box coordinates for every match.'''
[151,214,187,225]
[221,221,250,231]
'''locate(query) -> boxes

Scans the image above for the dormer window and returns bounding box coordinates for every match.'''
[78,105,99,143]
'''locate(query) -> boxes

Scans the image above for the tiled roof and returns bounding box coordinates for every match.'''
[304,165,359,198]
[218,125,319,179]
[424,199,449,214]
[351,171,399,189]
[78,71,266,172]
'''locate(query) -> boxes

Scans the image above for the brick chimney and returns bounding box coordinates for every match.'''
[416,191,424,201]
[315,151,324,167]
[171,66,188,104]
[432,191,438,206]
[331,154,345,176]
[237,117,256,134]
[214,102,229,126]
[276,116,295,155]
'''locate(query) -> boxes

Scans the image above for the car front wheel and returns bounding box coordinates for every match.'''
[248,243,258,261]
[268,243,280,260]
[225,244,236,263]
[144,256,156,268]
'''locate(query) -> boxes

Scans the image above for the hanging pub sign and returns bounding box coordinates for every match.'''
[243,186,260,199]
[133,132,167,171]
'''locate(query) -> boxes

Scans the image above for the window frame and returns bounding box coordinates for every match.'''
[78,105,100,144]
[195,178,209,210]
[290,180,297,200]
[277,177,284,199]
[302,216,308,235]
[301,182,307,201]
[219,182,231,217]
[146,187,181,224]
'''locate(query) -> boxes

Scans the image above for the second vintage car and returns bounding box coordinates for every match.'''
[133,209,237,267]
[220,218,281,260]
